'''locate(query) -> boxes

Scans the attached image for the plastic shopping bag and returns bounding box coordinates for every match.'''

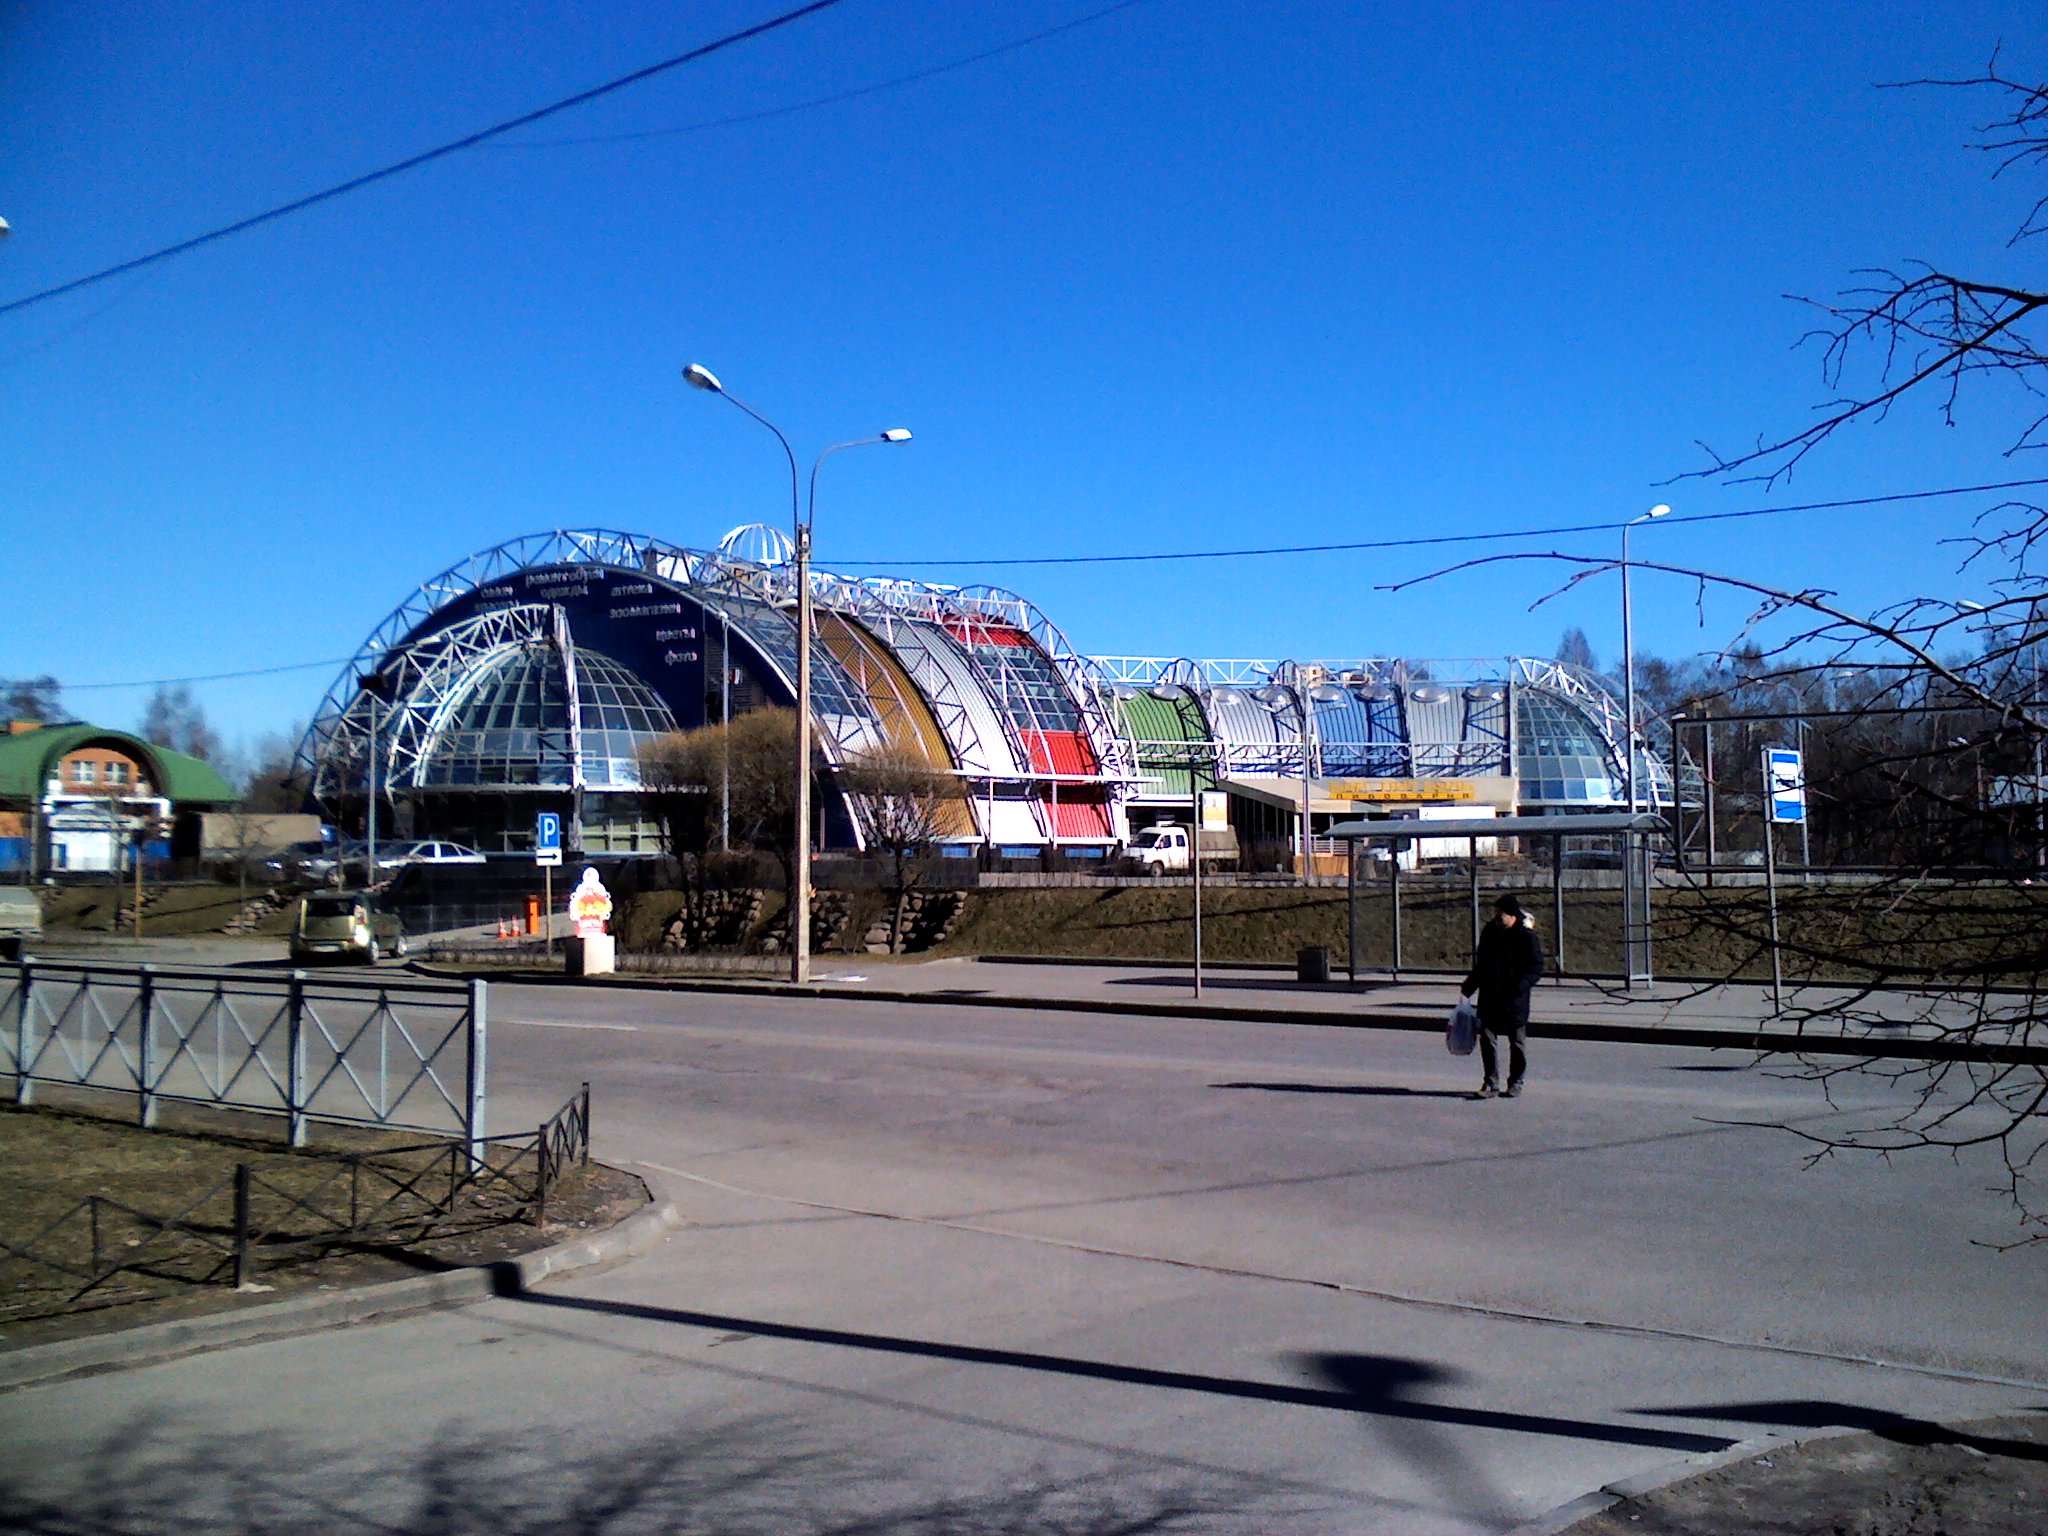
[1445,998,1478,1056]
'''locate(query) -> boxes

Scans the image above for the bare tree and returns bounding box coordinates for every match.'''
[1384,60,2048,1242]
[2,676,65,724]
[636,709,806,943]
[840,744,955,953]
[140,684,222,762]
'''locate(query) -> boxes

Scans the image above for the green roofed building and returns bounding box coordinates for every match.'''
[0,722,238,876]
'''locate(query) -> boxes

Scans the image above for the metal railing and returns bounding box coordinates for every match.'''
[0,1085,590,1317]
[3,961,487,1154]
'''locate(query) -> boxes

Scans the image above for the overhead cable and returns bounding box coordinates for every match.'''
[0,0,845,319]
[501,0,1149,149]
[829,478,2048,569]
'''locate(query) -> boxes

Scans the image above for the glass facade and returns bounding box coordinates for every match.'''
[1514,690,1621,806]
[421,645,679,790]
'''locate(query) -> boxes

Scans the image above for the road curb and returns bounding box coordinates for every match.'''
[1501,1426,1874,1535]
[0,1183,684,1394]
[409,962,2048,1065]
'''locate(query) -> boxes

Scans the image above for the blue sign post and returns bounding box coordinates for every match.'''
[1766,749,1806,825]
[535,811,562,959]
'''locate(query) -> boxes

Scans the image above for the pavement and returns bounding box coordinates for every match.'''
[6,936,2043,1533]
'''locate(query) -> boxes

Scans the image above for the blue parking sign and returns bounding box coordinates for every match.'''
[1766,748,1805,825]
[536,811,563,866]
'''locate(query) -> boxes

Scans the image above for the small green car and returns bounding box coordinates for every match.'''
[289,892,408,964]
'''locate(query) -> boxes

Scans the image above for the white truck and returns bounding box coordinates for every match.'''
[1122,823,1239,876]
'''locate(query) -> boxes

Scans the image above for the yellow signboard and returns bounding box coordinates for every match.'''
[1329,779,1476,802]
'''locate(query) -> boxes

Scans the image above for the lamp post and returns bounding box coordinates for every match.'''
[683,363,910,984]
[1621,504,1669,815]
[359,669,396,889]
[1620,503,1668,992]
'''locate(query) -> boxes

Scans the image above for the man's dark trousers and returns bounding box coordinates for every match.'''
[1479,1021,1526,1090]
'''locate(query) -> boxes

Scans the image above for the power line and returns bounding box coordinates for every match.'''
[60,659,353,692]
[829,477,2048,569]
[40,476,2048,692]
[0,0,845,319]
[500,0,1148,149]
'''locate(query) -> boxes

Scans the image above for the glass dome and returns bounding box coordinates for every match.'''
[1514,688,1622,806]
[420,645,678,790]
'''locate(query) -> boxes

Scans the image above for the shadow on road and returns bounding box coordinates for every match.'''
[491,1271,1732,1455]
[1635,1399,2048,1461]
[1211,1081,1473,1099]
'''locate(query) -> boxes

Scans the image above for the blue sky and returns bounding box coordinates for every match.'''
[4,1,2044,766]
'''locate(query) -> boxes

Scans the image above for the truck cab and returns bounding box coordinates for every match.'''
[1122,823,1239,876]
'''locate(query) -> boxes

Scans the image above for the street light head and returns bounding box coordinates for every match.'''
[681,363,724,394]
[1647,504,1671,519]
[880,428,912,443]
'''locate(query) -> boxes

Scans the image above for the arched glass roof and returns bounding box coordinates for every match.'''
[420,645,677,790]
[1515,689,1622,806]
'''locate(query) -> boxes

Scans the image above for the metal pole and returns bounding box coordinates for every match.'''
[233,1163,251,1289]
[1191,773,1203,999]
[1299,694,1313,887]
[137,965,156,1128]
[1551,832,1564,974]
[1468,837,1480,951]
[1703,712,1718,882]
[1796,718,1811,877]
[13,960,32,1105]
[721,609,732,852]
[287,970,307,1148]
[1622,519,1638,817]
[466,977,489,1168]
[793,521,813,986]
[1762,747,1783,1013]
[1390,846,1403,979]
[366,690,378,889]
[1346,839,1358,984]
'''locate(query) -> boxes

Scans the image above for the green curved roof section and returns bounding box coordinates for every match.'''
[0,725,239,805]
[1112,692,1216,800]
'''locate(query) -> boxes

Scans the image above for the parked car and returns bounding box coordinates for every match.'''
[0,887,41,961]
[341,840,488,881]
[288,892,408,964]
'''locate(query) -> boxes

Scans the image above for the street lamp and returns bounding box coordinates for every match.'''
[1621,504,1669,814]
[1619,503,1668,993]
[684,363,910,984]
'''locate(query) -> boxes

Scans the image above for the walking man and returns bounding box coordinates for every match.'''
[1460,893,1544,1099]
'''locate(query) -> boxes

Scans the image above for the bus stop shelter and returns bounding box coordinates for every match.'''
[1328,812,1670,985]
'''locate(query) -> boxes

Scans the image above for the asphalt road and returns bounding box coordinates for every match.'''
[4,981,2042,1534]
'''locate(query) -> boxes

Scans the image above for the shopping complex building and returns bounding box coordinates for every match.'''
[295,527,1671,868]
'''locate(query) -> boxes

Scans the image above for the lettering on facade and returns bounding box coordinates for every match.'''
[663,649,701,664]
[611,581,654,597]
[612,602,685,620]
[652,626,698,642]
[1329,778,1476,802]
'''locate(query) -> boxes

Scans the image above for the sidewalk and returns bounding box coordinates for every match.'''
[489,950,2046,1064]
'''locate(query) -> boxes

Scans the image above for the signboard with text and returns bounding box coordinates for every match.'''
[1329,779,1476,802]
[535,810,563,867]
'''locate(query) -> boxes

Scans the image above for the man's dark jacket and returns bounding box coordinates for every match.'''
[1461,919,1545,1028]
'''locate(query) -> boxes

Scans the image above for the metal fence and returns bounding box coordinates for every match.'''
[2,961,487,1154]
[1,1085,589,1317]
